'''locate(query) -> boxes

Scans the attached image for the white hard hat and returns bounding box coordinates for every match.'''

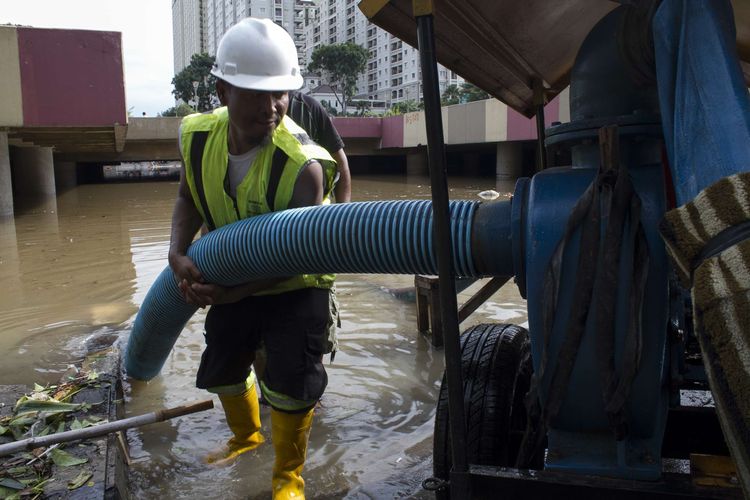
[211,18,303,91]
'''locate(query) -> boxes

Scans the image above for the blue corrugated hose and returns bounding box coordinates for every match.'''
[125,200,496,380]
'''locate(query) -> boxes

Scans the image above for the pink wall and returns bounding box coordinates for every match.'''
[332,97,561,149]
[332,117,382,138]
[331,116,404,148]
[506,95,561,141]
[380,115,404,149]
[18,27,127,127]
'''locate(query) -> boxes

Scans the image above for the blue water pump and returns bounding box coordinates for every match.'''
[512,8,670,479]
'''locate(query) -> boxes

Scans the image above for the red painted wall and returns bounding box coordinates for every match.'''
[506,96,561,141]
[332,117,382,138]
[380,115,404,149]
[17,27,126,127]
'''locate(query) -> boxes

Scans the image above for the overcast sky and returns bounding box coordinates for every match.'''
[1,0,175,116]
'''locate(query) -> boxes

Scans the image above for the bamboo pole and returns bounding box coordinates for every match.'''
[0,399,214,457]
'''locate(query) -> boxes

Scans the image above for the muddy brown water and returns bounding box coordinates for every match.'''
[0,175,527,499]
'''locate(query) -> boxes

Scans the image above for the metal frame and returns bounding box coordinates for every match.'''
[413,4,471,497]
[411,2,742,499]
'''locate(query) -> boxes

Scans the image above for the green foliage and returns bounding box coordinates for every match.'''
[171,53,218,112]
[50,448,88,467]
[160,102,197,117]
[320,100,339,117]
[441,82,490,105]
[460,82,490,103]
[68,470,93,490]
[385,99,423,116]
[0,372,102,499]
[308,43,369,115]
[350,100,371,117]
[441,84,461,106]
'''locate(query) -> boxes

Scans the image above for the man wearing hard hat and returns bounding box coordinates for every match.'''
[167,18,337,499]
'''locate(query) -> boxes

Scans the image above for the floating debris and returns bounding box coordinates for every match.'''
[0,371,103,499]
[477,189,500,200]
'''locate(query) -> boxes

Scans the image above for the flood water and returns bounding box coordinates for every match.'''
[0,175,528,499]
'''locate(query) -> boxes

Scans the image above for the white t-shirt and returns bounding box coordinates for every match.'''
[227,147,260,198]
[178,124,260,199]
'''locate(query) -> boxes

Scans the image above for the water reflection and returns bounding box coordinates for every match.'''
[0,175,527,498]
[0,184,177,383]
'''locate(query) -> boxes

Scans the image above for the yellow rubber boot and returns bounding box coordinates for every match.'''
[271,407,314,499]
[205,388,265,465]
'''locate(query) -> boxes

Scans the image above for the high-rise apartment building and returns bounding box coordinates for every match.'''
[302,0,462,106]
[172,0,205,74]
[172,0,462,106]
[172,0,317,73]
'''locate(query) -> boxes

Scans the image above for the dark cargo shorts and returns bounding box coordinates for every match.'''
[196,287,330,404]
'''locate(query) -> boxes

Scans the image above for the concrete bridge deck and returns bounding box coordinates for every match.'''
[0,23,568,217]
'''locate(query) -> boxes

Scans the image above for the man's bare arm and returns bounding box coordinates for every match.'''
[332,149,351,203]
[168,165,208,305]
[288,160,325,208]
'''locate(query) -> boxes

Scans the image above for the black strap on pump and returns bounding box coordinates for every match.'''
[190,131,216,231]
[266,147,289,211]
[516,126,650,467]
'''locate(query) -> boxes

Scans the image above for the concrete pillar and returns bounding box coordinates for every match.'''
[406,151,429,177]
[0,217,21,294]
[495,142,523,181]
[54,160,78,191]
[11,146,56,196]
[0,132,13,217]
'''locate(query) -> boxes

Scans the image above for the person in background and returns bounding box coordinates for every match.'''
[286,90,348,359]
[168,18,337,499]
[287,90,351,203]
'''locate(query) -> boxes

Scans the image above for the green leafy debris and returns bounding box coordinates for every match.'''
[67,470,92,490]
[49,448,88,467]
[0,478,25,490]
[0,369,103,498]
[15,400,82,416]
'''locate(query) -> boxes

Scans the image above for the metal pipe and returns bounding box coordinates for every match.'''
[533,78,547,171]
[415,9,471,498]
[0,400,214,457]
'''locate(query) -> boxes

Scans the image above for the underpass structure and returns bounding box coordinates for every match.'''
[0,23,569,217]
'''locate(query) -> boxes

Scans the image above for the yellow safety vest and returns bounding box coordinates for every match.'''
[180,107,336,295]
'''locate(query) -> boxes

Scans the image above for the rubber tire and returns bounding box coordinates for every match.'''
[432,323,534,495]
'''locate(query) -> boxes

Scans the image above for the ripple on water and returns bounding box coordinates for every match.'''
[3,179,528,498]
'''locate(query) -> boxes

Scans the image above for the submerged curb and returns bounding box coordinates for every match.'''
[0,346,126,499]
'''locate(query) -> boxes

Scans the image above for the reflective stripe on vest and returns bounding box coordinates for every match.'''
[189,131,216,231]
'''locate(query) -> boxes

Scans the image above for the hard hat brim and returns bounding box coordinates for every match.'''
[211,69,303,92]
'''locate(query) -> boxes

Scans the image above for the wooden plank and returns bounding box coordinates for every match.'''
[457,276,510,323]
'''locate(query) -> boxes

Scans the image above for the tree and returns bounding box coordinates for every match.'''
[160,103,196,117]
[460,82,490,103]
[172,53,218,112]
[350,100,371,117]
[441,84,461,106]
[320,100,339,116]
[386,99,423,115]
[308,43,369,115]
